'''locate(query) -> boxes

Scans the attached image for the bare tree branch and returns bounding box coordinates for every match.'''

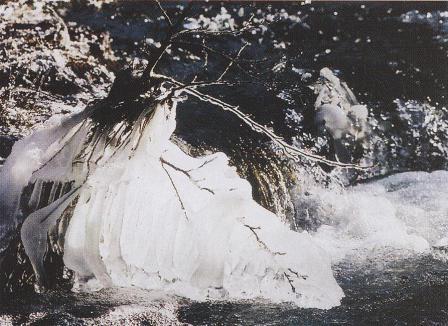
[171,13,284,41]
[244,224,286,256]
[174,40,259,80]
[173,26,252,39]
[140,1,193,84]
[160,158,189,221]
[217,42,249,81]
[155,0,173,27]
[78,4,370,172]
[160,157,215,194]
[153,73,370,170]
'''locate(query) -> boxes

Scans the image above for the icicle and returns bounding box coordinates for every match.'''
[47,181,60,205]
[28,179,44,212]
[0,109,92,224]
[20,187,80,292]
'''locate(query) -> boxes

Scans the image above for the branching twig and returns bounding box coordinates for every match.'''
[172,19,256,39]
[31,120,87,176]
[174,40,259,80]
[188,156,217,171]
[140,1,193,83]
[160,158,189,220]
[217,42,249,81]
[283,271,296,293]
[161,157,215,195]
[288,268,307,280]
[244,224,286,256]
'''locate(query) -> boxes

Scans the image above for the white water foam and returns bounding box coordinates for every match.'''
[308,171,448,263]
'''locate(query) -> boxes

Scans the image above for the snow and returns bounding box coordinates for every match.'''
[314,68,369,141]
[1,90,447,310]
[311,68,371,167]
[315,104,350,139]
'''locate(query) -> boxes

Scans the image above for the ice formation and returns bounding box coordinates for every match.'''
[0,108,91,228]
[313,68,370,163]
[1,90,447,310]
[0,100,344,309]
[63,102,343,308]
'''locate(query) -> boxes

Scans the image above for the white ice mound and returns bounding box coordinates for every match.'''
[62,102,343,309]
[310,170,448,263]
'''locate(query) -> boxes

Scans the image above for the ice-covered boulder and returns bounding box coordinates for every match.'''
[0,100,344,309]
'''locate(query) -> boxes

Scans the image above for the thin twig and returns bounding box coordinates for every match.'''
[140,1,193,83]
[161,157,215,195]
[155,0,173,27]
[174,40,259,80]
[217,42,249,81]
[283,271,296,293]
[288,268,307,280]
[244,224,286,256]
[172,22,256,39]
[160,158,189,220]
[31,120,87,176]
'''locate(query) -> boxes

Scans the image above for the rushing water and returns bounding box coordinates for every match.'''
[1,257,447,324]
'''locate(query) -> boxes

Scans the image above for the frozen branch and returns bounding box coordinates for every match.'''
[161,157,215,195]
[283,271,296,293]
[244,224,286,256]
[160,158,189,221]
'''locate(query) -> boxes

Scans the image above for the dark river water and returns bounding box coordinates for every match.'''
[1,256,447,325]
[179,257,448,325]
